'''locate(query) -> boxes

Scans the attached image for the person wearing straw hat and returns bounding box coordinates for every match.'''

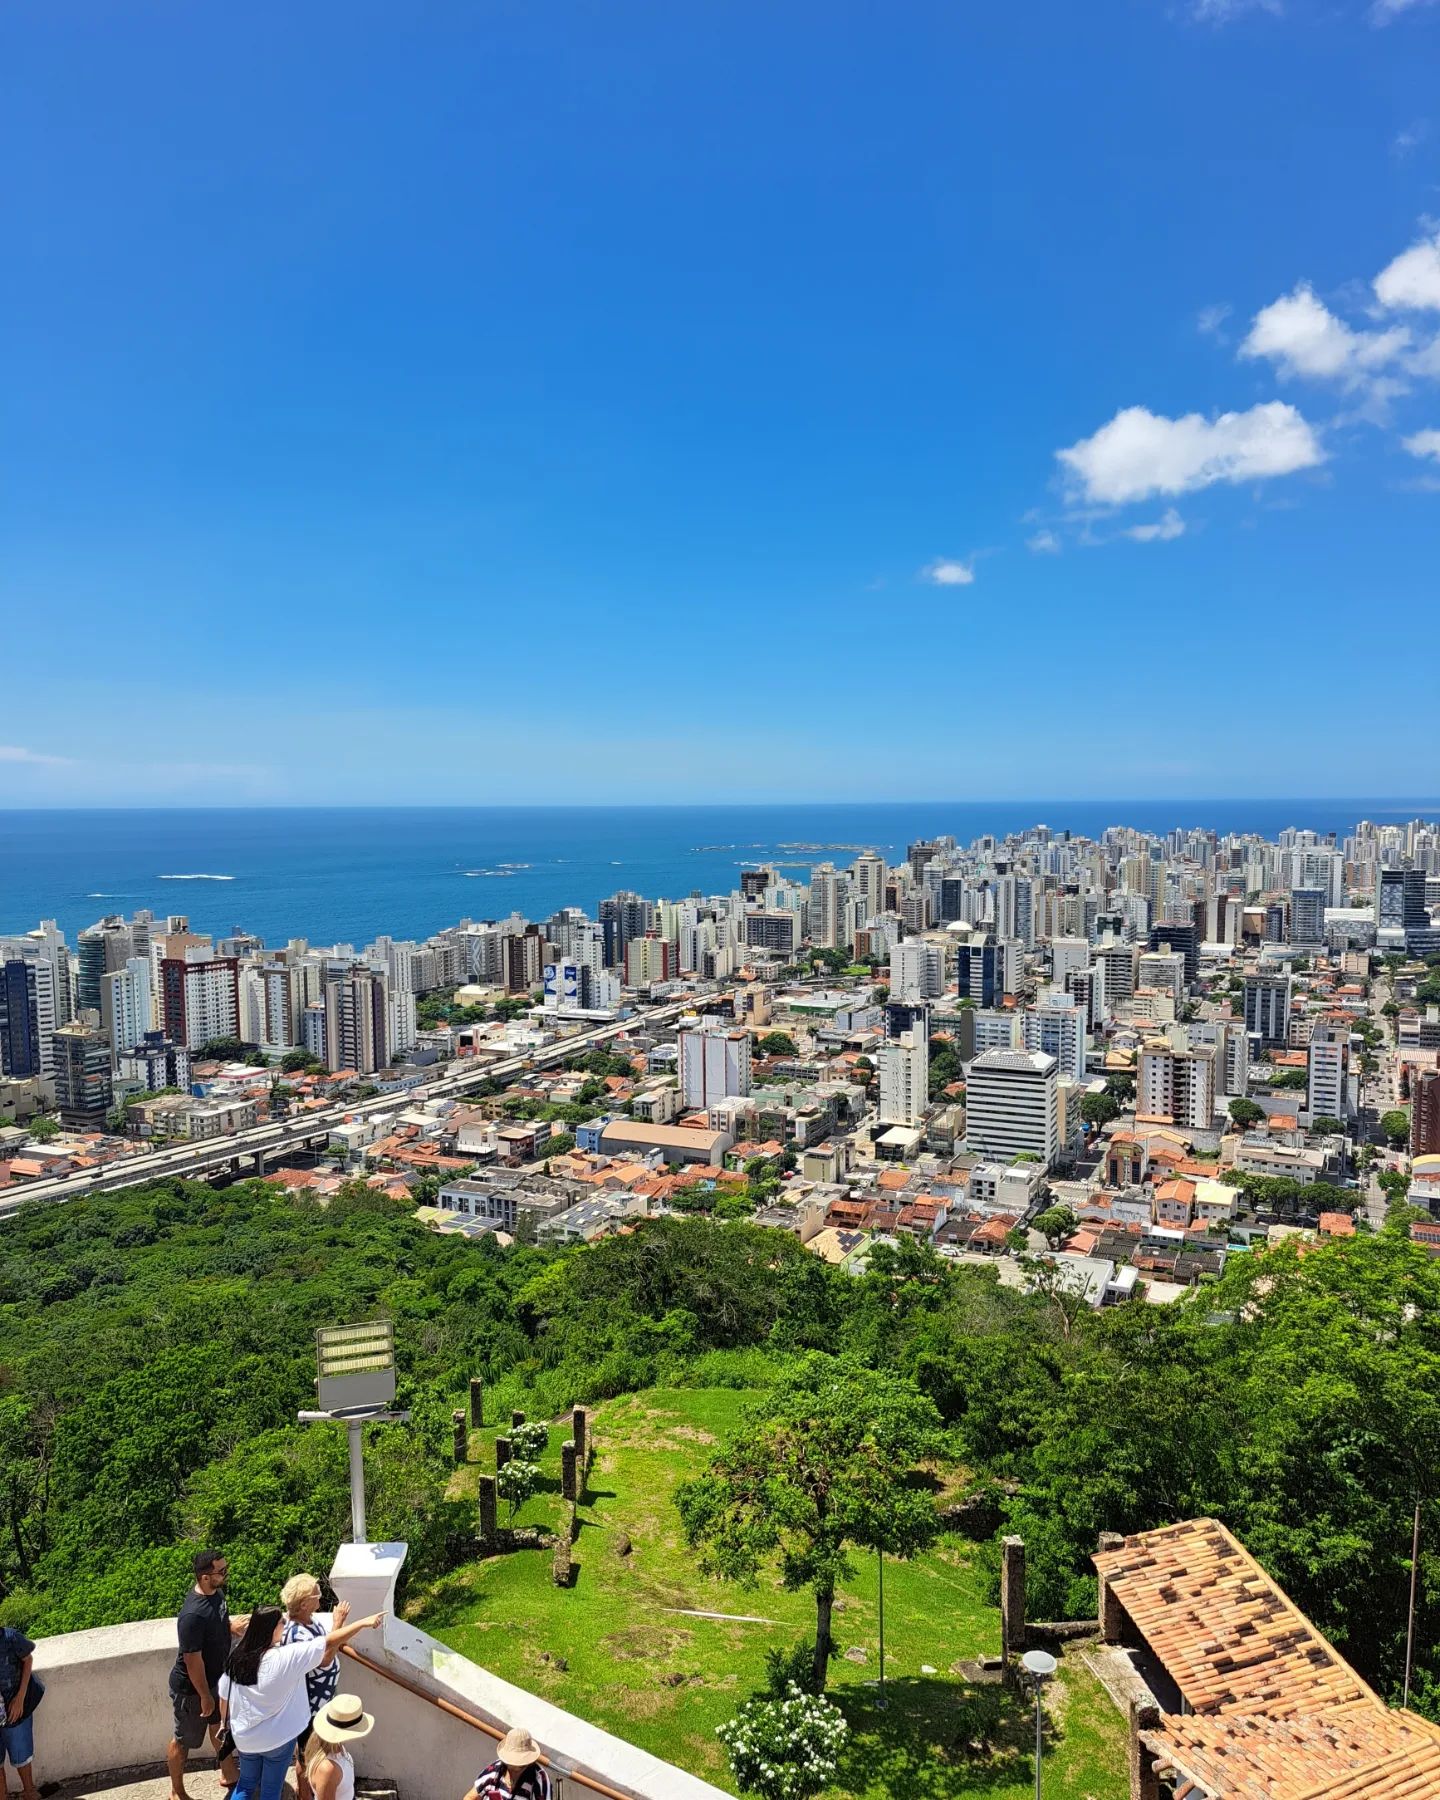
[304,1695,374,1800]
[463,1726,550,1800]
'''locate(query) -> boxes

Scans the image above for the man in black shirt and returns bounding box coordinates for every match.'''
[166,1549,246,1800]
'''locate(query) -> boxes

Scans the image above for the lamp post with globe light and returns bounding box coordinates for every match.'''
[1021,1648,1057,1800]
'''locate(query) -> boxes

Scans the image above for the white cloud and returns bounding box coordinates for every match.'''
[1402,428,1440,461]
[1375,231,1440,311]
[1123,508,1187,543]
[1192,0,1281,19]
[1057,402,1323,505]
[921,558,975,586]
[1392,121,1429,158]
[0,744,72,766]
[1026,529,1061,555]
[1372,0,1440,21]
[1197,303,1233,341]
[1240,283,1409,382]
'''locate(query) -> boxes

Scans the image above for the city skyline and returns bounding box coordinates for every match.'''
[3,1,1440,803]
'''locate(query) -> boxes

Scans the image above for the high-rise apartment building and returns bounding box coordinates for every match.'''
[1290,888,1326,947]
[1306,1016,1351,1122]
[1020,991,1086,1081]
[678,1025,752,1109]
[54,1022,113,1129]
[965,1048,1058,1166]
[599,892,654,968]
[851,852,887,927]
[100,957,155,1057]
[159,953,241,1050]
[957,934,1003,1008]
[1137,1039,1216,1131]
[1412,1068,1440,1158]
[117,1030,192,1094]
[624,933,679,986]
[323,967,389,1074]
[890,939,944,1003]
[0,956,58,1077]
[878,1024,929,1127]
[1244,971,1291,1049]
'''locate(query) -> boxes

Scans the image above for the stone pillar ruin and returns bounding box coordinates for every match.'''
[572,1406,588,1466]
[561,1441,578,1502]
[469,1377,484,1428]
[451,1410,467,1463]
[1000,1534,1026,1666]
[477,1476,498,1547]
[1128,1698,1161,1800]
[496,1435,512,1471]
[1098,1531,1126,1644]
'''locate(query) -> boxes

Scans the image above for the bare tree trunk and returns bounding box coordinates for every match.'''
[812,1583,835,1692]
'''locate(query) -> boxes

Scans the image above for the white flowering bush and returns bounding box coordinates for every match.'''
[496,1457,541,1521]
[511,1420,549,1461]
[716,1684,849,1800]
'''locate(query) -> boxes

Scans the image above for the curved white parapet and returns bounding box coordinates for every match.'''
[28,1600,729,1800]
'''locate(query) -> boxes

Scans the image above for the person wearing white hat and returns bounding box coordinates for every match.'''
[303,1695,375,1800]
[463,1726,550,1800]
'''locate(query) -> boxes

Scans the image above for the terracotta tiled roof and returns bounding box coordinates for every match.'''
[1147,1706,1440,1800]
[1095,1518,1378,1719]
[1105,1518,1440,1799]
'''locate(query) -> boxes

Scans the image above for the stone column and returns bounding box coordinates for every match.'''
[477,1477,498,1547]
[469,1377,484,1428]
[572,1406,588,1466]
[1128,1698,1161,1800]
[496,1435,512,1471]
[452,1410,467,1463]
[511,1408,526,1429]
[1000,1535,1026,1666]
[1097,1530,1126,1643]
[561,1441,577,1502]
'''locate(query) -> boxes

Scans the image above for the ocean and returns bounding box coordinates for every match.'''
[2,802,1436,948]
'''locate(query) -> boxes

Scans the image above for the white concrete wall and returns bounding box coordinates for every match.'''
[29,1617,729,1800]
[32,1617,178,1781]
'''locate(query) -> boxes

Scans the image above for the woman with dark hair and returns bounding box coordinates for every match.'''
[218,1605,382,1800]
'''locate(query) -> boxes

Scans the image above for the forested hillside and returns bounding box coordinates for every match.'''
[3,1180,1440,1713]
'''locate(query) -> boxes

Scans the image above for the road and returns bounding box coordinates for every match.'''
[0,998,699,1221]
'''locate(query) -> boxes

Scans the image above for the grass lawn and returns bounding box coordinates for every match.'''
[415,1388,1127,1800]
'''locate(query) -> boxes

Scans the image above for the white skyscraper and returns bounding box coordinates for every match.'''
[965,1048,1059,1166]
[1020,991,1085,1081]
[678,1025,752,1109]
[100,956,154,1057]
[878,1026,929,1127]
[889,939,944,1003]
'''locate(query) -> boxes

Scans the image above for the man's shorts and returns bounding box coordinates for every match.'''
[1,1712,37,1768]
[171,1691,216,1751]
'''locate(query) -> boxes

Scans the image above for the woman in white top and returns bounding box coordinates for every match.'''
[304,1693,374,1800]
[218,1604,382,1800]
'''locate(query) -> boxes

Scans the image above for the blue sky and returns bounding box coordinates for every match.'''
[3,0,1440,806]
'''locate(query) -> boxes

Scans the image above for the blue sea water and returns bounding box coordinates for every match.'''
[1,802,1437,949]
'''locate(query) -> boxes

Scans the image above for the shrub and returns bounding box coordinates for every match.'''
[717,1684,848,1800]
[511,1420,549,1461]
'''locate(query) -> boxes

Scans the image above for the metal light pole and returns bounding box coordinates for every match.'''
[298,1321,409,1543]
[1021,1649,1057,1800]
[876,1548,886,1709]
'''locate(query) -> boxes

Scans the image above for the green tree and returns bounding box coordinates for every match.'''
[1382,1109,1412,1148]
[676,1353,943,1691]
[1080,1091,1120,1129]
[26,1114,61,1143]
[1311,1116,1345,1138]
[1229,1098,1266,1129]
[1034,1205,1078,1250]
[758,1033,798,1058]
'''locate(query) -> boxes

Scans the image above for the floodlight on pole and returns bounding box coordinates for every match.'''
[1021,1649,1057,1800]
[298,1321,409,1544]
